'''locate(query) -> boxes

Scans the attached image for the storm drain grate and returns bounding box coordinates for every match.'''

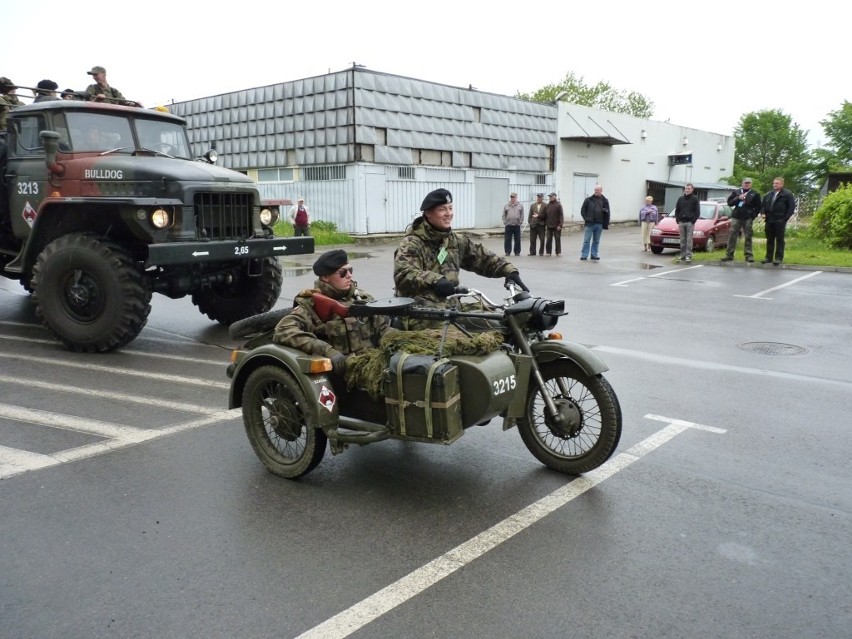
[738,342,809,356]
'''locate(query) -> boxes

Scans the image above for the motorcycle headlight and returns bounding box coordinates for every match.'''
[530,299,564,332]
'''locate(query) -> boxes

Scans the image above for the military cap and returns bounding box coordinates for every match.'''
[536,193,545,197]
[313,249,349,276]
[420,188,453,211]
[37,79,59,91]
[548,192,558,197]
[742,177,753,183]
[87,66,107,76]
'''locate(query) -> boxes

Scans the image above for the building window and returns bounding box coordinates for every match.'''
[356,144,375,162]
[535,174,547,185]
[257,168,294,182]
[472,107,481,123]
[304,165,346,181]
[398,167,415,180]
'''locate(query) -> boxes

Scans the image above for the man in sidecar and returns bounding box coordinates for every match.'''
[393,188,530,329]
[273,249,393,379]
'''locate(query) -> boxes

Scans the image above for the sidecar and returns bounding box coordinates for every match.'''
[226,321,532,478]
[227,292,622,480]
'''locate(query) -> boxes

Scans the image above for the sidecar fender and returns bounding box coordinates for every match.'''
[530,340,609,376]
[228,344,339,428]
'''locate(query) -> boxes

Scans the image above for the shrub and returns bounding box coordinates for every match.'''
[273,219,353,245]
[810,183,852,250]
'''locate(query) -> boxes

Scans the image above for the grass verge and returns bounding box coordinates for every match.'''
[273,220,354,246]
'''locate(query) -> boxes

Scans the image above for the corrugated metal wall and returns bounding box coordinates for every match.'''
[170,67,555,233]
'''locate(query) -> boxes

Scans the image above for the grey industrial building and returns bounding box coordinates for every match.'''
[170,66,733,233]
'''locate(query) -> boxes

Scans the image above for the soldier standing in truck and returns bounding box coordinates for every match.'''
[84,66,140,107]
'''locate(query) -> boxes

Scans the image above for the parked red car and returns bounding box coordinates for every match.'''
[649,200,733,254]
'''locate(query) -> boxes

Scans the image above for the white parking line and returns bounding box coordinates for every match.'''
[0,409,238,479]
[734,270,822,300]
[0,352,230,389]
[612,264,703,286]
[295,416,725,639]
[0,374,215,414]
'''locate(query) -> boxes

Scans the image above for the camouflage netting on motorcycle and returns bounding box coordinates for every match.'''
[345,327,505,399]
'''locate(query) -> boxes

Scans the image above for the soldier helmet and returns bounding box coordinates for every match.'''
[313,249,349,276]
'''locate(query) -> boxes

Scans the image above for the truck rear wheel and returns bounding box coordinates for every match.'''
[31,234,152,353]
[192,257,283,324]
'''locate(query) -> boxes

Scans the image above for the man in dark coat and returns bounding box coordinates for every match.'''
[723,178,761,262]
[674,183,701,262]
[579,184,610,261]
[542,192,564,256]
[760,177,796,265]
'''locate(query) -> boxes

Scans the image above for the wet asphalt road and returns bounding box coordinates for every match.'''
[1,226,850,638]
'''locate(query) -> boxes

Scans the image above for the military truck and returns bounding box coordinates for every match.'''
[0,100,313,352]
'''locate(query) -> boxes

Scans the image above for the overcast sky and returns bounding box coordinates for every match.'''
[6,0,845,147]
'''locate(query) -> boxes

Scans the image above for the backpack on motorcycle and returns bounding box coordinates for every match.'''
[384,353,463,443]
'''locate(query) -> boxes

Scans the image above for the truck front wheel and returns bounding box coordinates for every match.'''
[192,257,283,324]
[31,234,152,352]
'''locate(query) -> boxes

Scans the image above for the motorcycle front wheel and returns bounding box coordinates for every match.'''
[241,365,327,479]
[518,360,622,475]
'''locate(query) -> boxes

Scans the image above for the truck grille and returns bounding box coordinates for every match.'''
[194,192,253,240]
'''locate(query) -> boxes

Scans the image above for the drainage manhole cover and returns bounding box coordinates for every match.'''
[738,342,809,356]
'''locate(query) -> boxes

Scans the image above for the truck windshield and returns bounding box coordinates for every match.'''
[65,112,191,158]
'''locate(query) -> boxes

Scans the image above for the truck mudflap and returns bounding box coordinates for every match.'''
[147,236,314,266]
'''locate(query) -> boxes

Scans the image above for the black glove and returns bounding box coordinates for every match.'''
[505,271,529,292]
[432,277,456,298]
[329,352,346,376]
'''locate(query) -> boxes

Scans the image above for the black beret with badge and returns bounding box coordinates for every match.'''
[420,188,453,211]
[313,249,349,276]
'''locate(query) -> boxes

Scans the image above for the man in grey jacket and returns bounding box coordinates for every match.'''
[502,192,524,256]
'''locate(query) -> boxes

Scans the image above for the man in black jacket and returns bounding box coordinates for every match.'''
[760,177,796,265]
[722,178,761,262]
[579,184,610,261]
[674,183,701,262]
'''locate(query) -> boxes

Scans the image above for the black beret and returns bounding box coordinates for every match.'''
[313,249,349,276]
[420,188,453,211]
[37,79,59,91]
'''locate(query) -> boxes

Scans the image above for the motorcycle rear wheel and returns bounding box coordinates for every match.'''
[242,365,327,479]
[518,360,622,475]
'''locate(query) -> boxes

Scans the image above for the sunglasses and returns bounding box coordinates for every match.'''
[336,266,354,277]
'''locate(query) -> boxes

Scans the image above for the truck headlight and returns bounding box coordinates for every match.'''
[151,208,170,229]
[259,207,278,226]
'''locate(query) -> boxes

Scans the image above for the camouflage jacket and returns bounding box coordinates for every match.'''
[0,94,23,131]
[273,279,392,359]
[85,83,126,103]
[394,217,517,305]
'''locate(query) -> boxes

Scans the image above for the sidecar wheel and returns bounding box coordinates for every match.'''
[518,360,622,475]
[242,365,327,479]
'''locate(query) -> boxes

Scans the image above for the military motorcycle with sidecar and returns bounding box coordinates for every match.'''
[225,285,622,479]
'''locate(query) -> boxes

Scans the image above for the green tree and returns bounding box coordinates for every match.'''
[812,101,852,185]
[516,72,653,118]
[820,101,852,163]
[730,109,814,194]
